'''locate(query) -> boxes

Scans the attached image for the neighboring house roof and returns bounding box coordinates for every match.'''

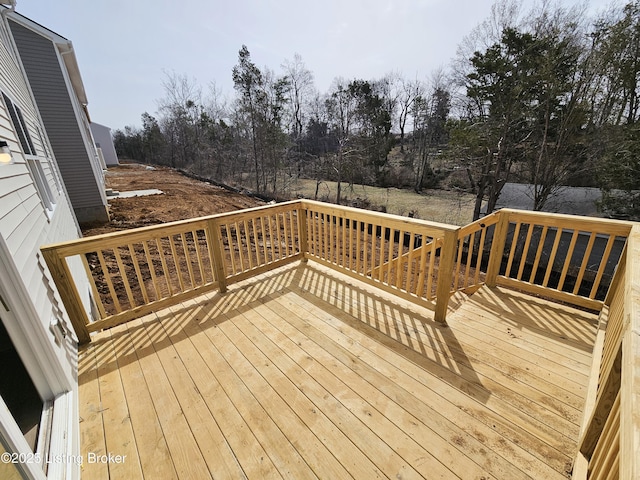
[6,9,109,224]
[4,9,89,117]
[488,183,602,217]
[90,122,119,166]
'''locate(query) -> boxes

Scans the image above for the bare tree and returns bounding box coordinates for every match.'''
[282,53,315,140]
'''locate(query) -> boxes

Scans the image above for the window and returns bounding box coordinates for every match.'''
[2,92,56,214]
[25,158,55,213]
[2,92,35,156]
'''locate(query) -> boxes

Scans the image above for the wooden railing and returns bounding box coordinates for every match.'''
[42,202,634,344]
[452,212,499,293]
[572,225,640,480]
[41,201,303,344]
[41,199,639,477]
[301,200,458,321]
[485,209,630,311]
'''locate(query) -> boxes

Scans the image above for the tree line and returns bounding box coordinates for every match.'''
[113,0,640,221]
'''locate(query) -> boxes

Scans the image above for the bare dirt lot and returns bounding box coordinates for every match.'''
[82,164,265,236]
[82,164,476,238]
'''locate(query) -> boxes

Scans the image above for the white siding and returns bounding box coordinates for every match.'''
[0,16,87,476]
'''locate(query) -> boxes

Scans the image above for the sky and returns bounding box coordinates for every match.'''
[13,0,615,130]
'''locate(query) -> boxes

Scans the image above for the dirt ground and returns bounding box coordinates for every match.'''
[82,164,265,236]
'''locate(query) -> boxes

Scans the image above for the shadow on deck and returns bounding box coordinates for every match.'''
[79,261,598,480]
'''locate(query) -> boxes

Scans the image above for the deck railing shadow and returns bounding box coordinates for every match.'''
[79,263,304,378]
[292,263,490,403]
[465,286,599,354]
[50,201,639,480]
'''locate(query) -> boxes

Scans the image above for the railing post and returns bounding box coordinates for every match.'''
[40,248,91,345]
[434,228,459,323]
[297,203,309,262]
[207,218,228,293]
[621,225,640,480]
[485,210,510,287]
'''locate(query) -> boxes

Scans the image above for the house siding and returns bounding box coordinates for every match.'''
[8,19,109,224]
[0,16,87,477]
[90,122,119,166]
[0,22,82,359]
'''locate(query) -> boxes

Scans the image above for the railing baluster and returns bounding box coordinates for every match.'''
[233,222,245,272]
[143,240,161,300]
[356,220,362,274]
[416,234,428,297]
[243,220,254,269]
[260,216,269,263]
[558,230,579,291]
[348,219,354,271]
[504,222,521,277]
[370,224,378,279]
[113,246,135,308]
[528,226,548,284]
[341,215,347,268]
[313,210,319,257]
[277,213,285,261]
[453,236,464,292]
[329,213,334,263]
[573,232,597,295]
[297,207,308,260]
[181,233,196,289]
[266,215,276,262]
[395,230,405,288]
[362,222,369,275]
[156,237,173,296]
[405,232,416,292]
[473,227,487,286]
[377,227,386,283]
[516,224,534,281]
[464,232,475,289]
[168,234,185,292]
[385,229,393,284]
[250,219,261,266]
[80,253,107,318]
[127,244,149,304]
[282,213,290,259]
[286,211,292,258]
[192,230,206,285]
[97,249,122,312]
[542,228,563,288]
[426,238,437,299]
[589,235,616,299]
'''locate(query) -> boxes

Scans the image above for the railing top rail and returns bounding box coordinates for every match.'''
[300,199,460,234]
[41,199,304,257]
[458,211,500,237]
[498,208,635,236]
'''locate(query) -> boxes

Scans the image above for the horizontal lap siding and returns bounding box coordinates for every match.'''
[0,18,86,369]
[9,20,104,213]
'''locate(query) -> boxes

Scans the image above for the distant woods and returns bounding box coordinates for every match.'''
[113,0,640,221]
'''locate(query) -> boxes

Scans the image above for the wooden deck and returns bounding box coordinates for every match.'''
[78,261,599,480]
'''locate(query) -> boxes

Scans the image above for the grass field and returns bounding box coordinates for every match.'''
[289,178,476,226]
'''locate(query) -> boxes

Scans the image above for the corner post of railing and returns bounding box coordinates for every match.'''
[485,210,510,287]
[40,247,91,345]
[621,225,640,480]
[207,217,228,293]
[297,201,309,262]
[434,228,459,323]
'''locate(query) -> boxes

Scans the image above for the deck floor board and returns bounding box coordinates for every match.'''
[80,262,598,479]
